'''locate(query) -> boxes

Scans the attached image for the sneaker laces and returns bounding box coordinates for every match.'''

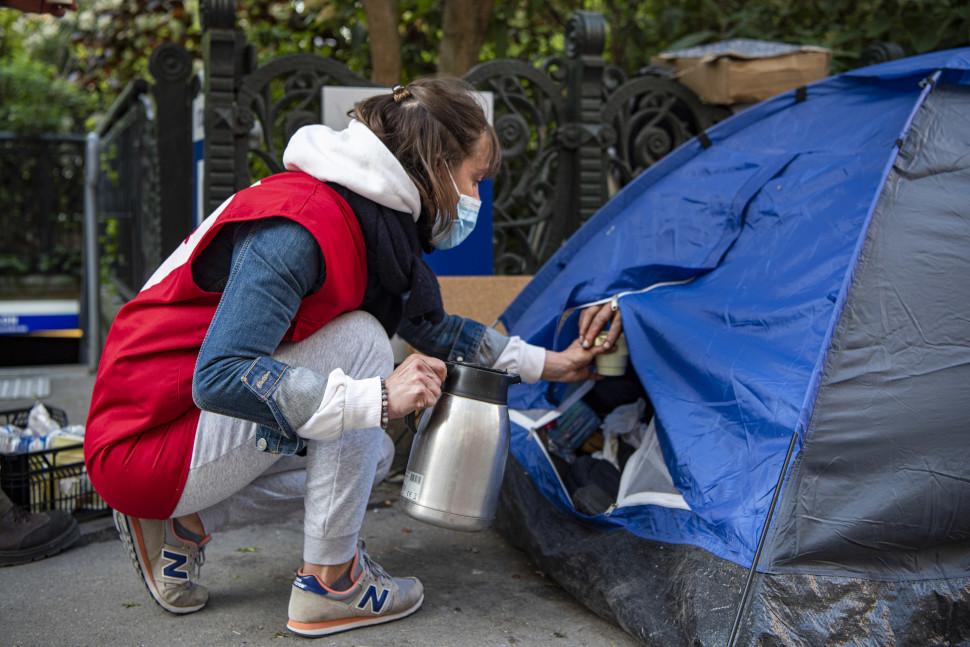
[358,543,392,587]
[168,519,207,582]
[191,546,206,580]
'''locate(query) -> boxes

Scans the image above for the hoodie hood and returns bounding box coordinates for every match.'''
[282,120,422,221]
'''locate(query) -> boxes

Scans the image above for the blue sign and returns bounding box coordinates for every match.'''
[0,313,79,335]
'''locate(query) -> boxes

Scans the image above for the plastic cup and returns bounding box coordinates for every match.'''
[594,331,629,376]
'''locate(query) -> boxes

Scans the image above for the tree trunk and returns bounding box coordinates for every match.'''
[438,0,495,77]
[361,0,401,85]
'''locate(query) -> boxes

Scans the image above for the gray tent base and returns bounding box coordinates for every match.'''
[496,456,970,646]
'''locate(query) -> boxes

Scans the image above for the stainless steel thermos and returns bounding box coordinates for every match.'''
[400,361,520,531]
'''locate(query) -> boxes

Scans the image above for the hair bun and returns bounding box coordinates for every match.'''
[392,84,412,103]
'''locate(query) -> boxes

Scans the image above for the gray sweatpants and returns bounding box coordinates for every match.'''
[171,311,395,565]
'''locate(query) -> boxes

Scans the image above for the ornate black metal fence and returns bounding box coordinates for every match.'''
[87,6,910,293]
[195,3,723,274]
[0,133,85,294]
[92,44,194,307]
[95,80,160,302]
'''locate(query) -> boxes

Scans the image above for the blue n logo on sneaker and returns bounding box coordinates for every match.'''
[357,585,389,613]
[161,549,189,580]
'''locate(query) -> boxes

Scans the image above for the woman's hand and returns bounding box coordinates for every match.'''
[385,353,447,419]
[541,338,598,383]
[578,301,623,351]
[541,303,624,383]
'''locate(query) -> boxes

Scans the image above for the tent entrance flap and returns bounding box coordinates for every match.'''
[511,379,689,516]
[616,418,689,511]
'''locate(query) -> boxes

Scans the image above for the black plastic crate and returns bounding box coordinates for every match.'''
[0,405,110,521]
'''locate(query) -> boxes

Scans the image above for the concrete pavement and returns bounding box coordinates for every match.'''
[0,366,636,646]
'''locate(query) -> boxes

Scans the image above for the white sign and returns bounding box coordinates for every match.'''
[321,86,494,129]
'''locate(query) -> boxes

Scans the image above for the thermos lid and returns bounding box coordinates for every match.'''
[443,361,520,405]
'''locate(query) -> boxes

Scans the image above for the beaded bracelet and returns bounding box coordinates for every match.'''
[379,377,389,430]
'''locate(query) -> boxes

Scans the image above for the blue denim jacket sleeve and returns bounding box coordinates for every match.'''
[192,218,328,454]
[397,311,510,366]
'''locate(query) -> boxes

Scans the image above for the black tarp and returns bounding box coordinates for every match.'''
[499,455,970,645]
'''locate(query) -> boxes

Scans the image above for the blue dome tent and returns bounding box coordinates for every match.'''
[496,49,970,645]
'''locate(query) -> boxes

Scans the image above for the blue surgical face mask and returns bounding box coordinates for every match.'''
[431,170,482,250]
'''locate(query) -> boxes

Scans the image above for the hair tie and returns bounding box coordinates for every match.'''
[392,84,411,103]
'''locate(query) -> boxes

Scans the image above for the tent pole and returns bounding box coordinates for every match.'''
[727,429,799,647]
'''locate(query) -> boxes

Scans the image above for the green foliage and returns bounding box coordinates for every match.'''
[590,0,970,73]
[0,254,30,274]
[0,10,95,134]
[2,0,970,130]
[66,0,198,102]
[0,56,95,134]
[479,2,569,65]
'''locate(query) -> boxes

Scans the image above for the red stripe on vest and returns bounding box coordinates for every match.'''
[85,173,367,518]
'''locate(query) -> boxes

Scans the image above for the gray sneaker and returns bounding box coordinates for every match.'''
[287,542,424,637]
[113,510,209,614]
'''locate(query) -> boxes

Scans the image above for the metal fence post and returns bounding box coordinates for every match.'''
[82,132,101,371]
[149,43,194,255]
[200,0,249,213]
[561,11,608,237]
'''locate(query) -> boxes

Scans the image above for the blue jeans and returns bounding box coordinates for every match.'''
[191,218,509,456]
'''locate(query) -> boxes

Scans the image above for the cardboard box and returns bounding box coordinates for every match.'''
[392,275,532,363]
[437,275,532,331]
[656,39,831,105]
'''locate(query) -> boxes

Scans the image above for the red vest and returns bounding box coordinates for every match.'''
[85,173,367,518]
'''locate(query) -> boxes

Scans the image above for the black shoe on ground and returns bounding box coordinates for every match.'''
[0,505,81,567]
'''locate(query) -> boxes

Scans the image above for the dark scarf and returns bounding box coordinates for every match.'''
[329,183,444,335]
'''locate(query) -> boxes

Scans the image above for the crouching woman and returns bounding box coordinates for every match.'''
[84,79,606,638]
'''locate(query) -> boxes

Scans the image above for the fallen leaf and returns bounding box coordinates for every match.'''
[237,546,259,553]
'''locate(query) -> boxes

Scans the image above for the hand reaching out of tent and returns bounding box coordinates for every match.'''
[578,301,623,352]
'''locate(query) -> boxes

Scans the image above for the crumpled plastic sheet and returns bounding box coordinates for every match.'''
[496,456,743,645]
[740,571,970,646]
[497,454,970,646]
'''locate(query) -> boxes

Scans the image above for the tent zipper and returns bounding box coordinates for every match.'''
[573,277,696,313]
[552,277,695,349]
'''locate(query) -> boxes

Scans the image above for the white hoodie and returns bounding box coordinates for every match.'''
[284,120,423,221]
[280,122,546,441]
